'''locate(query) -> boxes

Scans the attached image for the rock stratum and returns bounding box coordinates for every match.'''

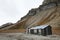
[0,0,60,35]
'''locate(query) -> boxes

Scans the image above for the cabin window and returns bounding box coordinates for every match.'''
[38,29,41,34]
[34,29,37,33]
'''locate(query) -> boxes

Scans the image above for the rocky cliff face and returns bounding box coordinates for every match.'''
[0,0,60,35]
[43,0,60,5]
[0,23,14,29]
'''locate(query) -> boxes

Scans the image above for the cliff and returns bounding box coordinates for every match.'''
[0,0,60,35]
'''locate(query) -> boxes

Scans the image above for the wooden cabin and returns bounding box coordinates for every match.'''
[27,25,52,36]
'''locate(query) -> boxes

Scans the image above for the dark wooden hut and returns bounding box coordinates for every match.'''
[27,25,52,36]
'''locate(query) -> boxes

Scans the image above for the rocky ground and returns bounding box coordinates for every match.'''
[0,33,60,40]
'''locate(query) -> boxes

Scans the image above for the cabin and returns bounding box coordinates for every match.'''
[57,2,60,6]
[27,25,52,36]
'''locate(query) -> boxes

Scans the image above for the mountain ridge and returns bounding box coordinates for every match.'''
[0,0,60,35]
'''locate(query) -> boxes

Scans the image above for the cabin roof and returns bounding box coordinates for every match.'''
[30,25,49,29]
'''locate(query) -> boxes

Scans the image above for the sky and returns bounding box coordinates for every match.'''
[0,0,43,25]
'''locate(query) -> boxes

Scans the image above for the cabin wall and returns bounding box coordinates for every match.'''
[46,26,52,35]
[41,29,47,36]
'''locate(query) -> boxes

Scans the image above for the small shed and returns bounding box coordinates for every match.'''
[27,25,52,36]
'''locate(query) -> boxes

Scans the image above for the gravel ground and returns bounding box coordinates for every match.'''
[0,33,60,40]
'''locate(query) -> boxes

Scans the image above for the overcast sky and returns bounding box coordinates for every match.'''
[0,0,43,25]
